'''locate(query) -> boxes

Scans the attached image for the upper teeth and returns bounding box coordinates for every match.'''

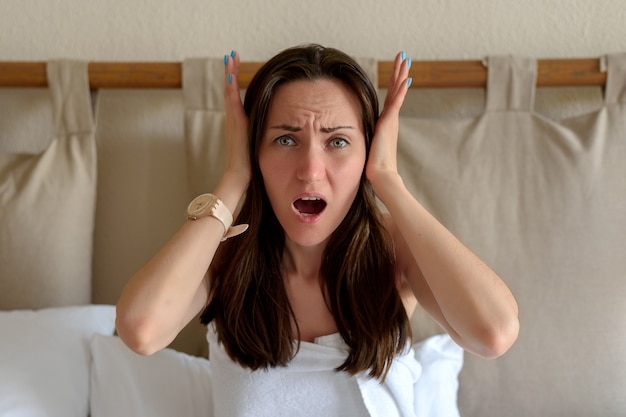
[300,197,320,201]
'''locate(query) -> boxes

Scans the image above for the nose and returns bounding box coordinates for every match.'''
[296,146,326,184]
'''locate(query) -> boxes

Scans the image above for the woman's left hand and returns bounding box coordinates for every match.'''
[365,51,411,191]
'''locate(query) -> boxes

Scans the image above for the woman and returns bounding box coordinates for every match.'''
[116,44,519,415]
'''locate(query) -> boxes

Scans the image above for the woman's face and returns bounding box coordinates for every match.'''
[258,79,366,249]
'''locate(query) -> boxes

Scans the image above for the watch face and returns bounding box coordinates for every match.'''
[188,194,216,216]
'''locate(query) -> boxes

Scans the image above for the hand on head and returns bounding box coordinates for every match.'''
[223,50,251,193]
[365,51,412,190]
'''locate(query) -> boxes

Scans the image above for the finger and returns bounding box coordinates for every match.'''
[224,51,237,88]
[384,52,411,114]
[384,77,410,117]
[232,50,240,77]
[224,51,244,110]
[391,51,404,86]
[385,53,408,103]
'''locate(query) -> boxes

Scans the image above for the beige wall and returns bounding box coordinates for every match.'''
[2,0,625,62]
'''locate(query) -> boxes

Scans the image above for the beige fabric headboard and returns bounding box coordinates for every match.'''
[397,54,626,416]
[0,61,96,310]
[2,53,625,417]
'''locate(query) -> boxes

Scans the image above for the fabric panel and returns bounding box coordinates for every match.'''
[485,55,536,111]
[604,53,626,105]
[90,88,207,355]
[0,60,96,309]
[183,58,228,198]
[397,54,626,416]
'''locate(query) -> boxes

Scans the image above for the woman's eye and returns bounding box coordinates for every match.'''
[329,137,348,148]
[276,136,296,146]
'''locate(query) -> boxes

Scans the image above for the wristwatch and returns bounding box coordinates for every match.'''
[186,193,248,240]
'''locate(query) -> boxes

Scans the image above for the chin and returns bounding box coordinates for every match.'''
[286,235,328,249]
[284,227,332,249]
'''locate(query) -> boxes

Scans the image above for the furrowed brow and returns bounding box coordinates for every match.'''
[269,125,354,133]
[269,124,301,132]
[320,126,354,133]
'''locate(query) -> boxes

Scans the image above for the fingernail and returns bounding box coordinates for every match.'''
[224,55,229,66]
[401,51,406,61]
[231,50,236,58]
[407,78,413,88]
[228,73,233,85]
[407,58,412,70]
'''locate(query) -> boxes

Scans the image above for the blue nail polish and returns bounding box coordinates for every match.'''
[231,50,236,58]
[224,55,229,66]
[228,73,233,85]
[407,78,413,88]
[401,51,406,61]
[407,58,412,70]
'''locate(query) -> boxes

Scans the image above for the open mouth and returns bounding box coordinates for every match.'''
[293,196,327,217]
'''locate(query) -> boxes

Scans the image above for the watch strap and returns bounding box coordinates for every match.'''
[221,223,249,241]
[187,193,249,241]
[209,197,233,233]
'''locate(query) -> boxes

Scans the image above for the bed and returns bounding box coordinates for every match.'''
[1,53,625,416]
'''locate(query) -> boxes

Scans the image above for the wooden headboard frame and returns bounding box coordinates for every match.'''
[0,58,606,89]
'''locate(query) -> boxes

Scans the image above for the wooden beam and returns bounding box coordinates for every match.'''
[0,58,606,89]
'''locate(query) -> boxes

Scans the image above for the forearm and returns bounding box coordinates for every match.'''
[373,173,519,357]
[116,175,246,354]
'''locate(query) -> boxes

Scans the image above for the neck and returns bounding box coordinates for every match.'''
[282,238,326,282]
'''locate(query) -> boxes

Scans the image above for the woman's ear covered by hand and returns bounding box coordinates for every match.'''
[365,51,411,190]
[223,51,251,193]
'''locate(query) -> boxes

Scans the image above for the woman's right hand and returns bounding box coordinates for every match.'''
[222,51,251,195]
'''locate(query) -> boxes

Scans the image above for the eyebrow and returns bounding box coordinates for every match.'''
[269,124,354,133]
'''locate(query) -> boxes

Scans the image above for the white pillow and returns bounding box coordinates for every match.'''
[413,334,464,417]
[90,333,462,417]
[0,305,116,417]
[90,334,213,417]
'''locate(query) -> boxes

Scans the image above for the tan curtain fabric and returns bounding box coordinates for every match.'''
[91,89,187,305]
[91,86,200,354]
[0,61,96,309]
[183,58,228,198]
[397,54,626,416]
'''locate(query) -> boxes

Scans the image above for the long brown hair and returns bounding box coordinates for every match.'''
[201,44,411,381]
